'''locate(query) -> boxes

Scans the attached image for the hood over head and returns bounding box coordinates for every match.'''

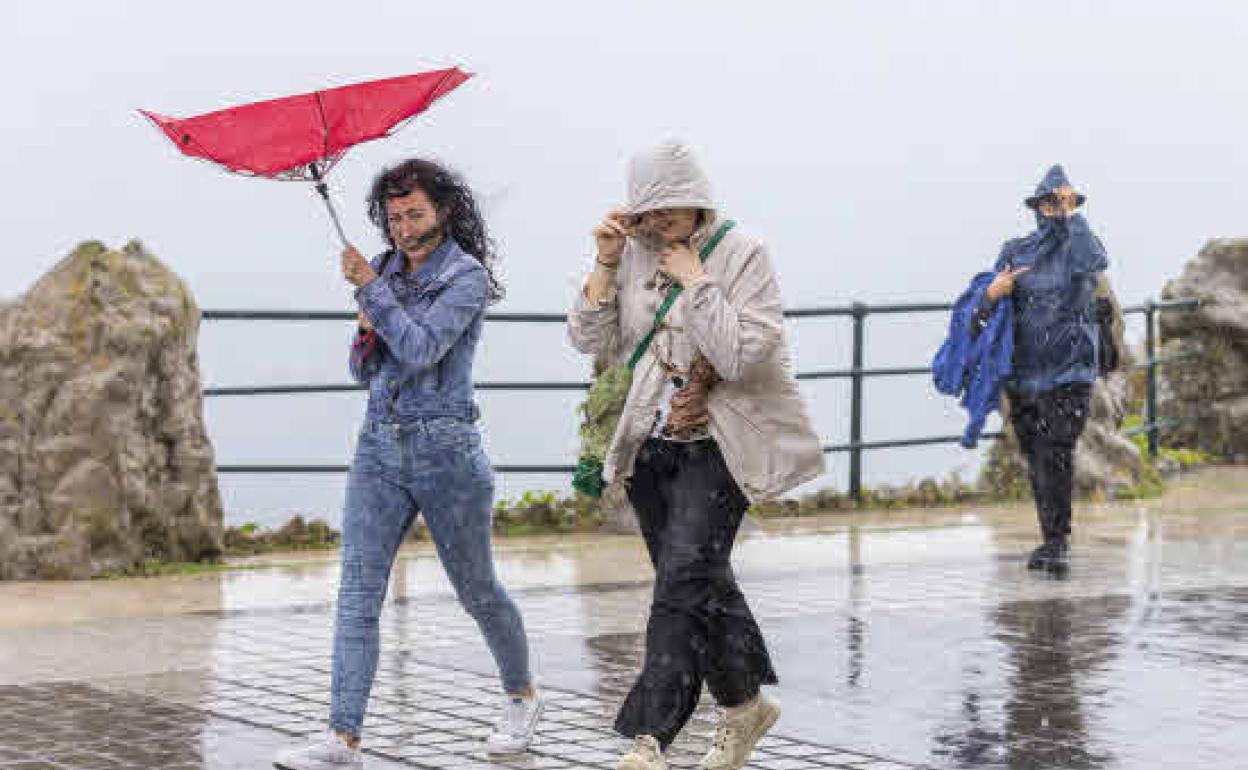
[1024,164,1086,210]
[626,140,715,217]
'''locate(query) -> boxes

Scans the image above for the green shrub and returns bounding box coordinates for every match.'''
[222,516,340,556]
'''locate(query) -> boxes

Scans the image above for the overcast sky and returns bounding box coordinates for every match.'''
[6,1,1245,523]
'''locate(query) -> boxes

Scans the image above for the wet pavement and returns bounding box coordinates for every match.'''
[1,466,1245,770]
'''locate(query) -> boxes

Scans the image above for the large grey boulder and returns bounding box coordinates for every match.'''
[1158,239,1248,462]
[0,241,223,579]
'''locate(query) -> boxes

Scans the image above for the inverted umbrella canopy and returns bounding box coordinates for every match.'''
[140,67,472,244]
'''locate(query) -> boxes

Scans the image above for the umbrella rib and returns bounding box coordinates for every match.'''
[312,90,333,171]
[429,67,464,102]
[141,110,237,173]
[382,68,466,140]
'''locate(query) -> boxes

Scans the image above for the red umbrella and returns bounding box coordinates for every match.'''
[140,67,472,245]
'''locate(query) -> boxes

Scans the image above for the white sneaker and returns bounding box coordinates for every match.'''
[274,732,363,770]
[485,689,544,754]
[619,735,667,770]
[700,693,781,770]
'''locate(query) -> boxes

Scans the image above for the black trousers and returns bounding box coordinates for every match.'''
[614,438,778,747]
[1009,383,1093,543]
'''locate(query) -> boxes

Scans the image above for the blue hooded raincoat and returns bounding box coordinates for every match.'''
[994,165,1109,394]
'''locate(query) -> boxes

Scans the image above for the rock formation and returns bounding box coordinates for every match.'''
[1158,238,1248,462]
[0,241,223,579]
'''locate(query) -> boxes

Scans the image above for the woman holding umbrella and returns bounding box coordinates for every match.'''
[141,70,540,765]
[275,159,541,770]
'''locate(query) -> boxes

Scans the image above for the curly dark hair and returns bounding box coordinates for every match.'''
[366,158,503,303]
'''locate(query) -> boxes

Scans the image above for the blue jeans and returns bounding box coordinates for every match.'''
[329,418,532,737]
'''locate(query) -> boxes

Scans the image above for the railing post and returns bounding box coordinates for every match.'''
[1144,299,1159,458]
[849,303,866,502]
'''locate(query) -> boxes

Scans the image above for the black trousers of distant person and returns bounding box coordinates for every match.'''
[1009,382,1093,543]
[613,438,778,748]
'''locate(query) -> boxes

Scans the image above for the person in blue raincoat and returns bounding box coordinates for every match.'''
[976,165,1108,574]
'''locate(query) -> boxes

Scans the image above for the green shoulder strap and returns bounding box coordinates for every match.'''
[625,220,736,371]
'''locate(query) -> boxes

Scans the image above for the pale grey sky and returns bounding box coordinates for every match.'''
[6,1,1245,523]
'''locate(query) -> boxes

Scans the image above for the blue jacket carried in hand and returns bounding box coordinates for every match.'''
[932,272,1014,448]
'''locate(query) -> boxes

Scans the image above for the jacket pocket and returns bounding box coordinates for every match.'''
[711,395,774,500]
[421,416,477,453]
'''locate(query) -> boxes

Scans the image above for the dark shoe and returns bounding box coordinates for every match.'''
[1045,540,1070,576]
[1026,542,1054,570]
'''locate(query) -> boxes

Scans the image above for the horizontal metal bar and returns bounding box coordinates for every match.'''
[202,304,954,324]
[207,369,935,396]
[798,366,930,381]
[1121,298,1200,314]
[824,431,1005,453]
[215,463,577,474]
[1131,350,1200,371]
[781,307,857,318]
[217,415,1194,474]
[478,381,591,391]
[494,464,579,474]
[206,350,1202,396]
[201,310,572,323]
[206,384,364,396]
[205,381,592,397]
[1121,419,1186,437]
[485,313,568,323]
[202,310,355,321]
[217,464,350,474]
[205,308,853,322]
[852,302,954,315]
[203,298,1200,324]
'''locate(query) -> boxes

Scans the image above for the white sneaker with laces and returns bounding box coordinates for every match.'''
[618,735,667,770]
[273,732,363,770]
[700,693,781,770]
[485,689,544,754]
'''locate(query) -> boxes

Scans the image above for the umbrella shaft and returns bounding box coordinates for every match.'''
[317,184,349,247]
[309,166,349,248]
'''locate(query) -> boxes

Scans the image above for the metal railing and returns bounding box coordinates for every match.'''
[202,297,1199,501]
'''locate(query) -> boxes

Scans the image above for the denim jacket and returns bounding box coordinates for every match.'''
[350,238,487,423]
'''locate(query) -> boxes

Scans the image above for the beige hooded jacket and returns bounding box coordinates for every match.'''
[567,141,825,502]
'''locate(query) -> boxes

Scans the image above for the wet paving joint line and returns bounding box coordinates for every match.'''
[72,657,933,769]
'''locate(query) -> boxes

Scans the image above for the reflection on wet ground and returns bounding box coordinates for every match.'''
[0,467,1245,769]
[0,683,328,770]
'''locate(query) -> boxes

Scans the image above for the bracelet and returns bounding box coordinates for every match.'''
[595,259,619,271]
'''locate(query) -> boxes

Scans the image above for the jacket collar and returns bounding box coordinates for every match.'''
[382,237,462,289]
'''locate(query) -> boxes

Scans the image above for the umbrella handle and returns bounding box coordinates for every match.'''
[309,163,349,248]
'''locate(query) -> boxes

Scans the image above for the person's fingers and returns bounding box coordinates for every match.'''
[594,221,627,240]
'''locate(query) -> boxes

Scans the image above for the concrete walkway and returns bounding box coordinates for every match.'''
[1,467,1245,770]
